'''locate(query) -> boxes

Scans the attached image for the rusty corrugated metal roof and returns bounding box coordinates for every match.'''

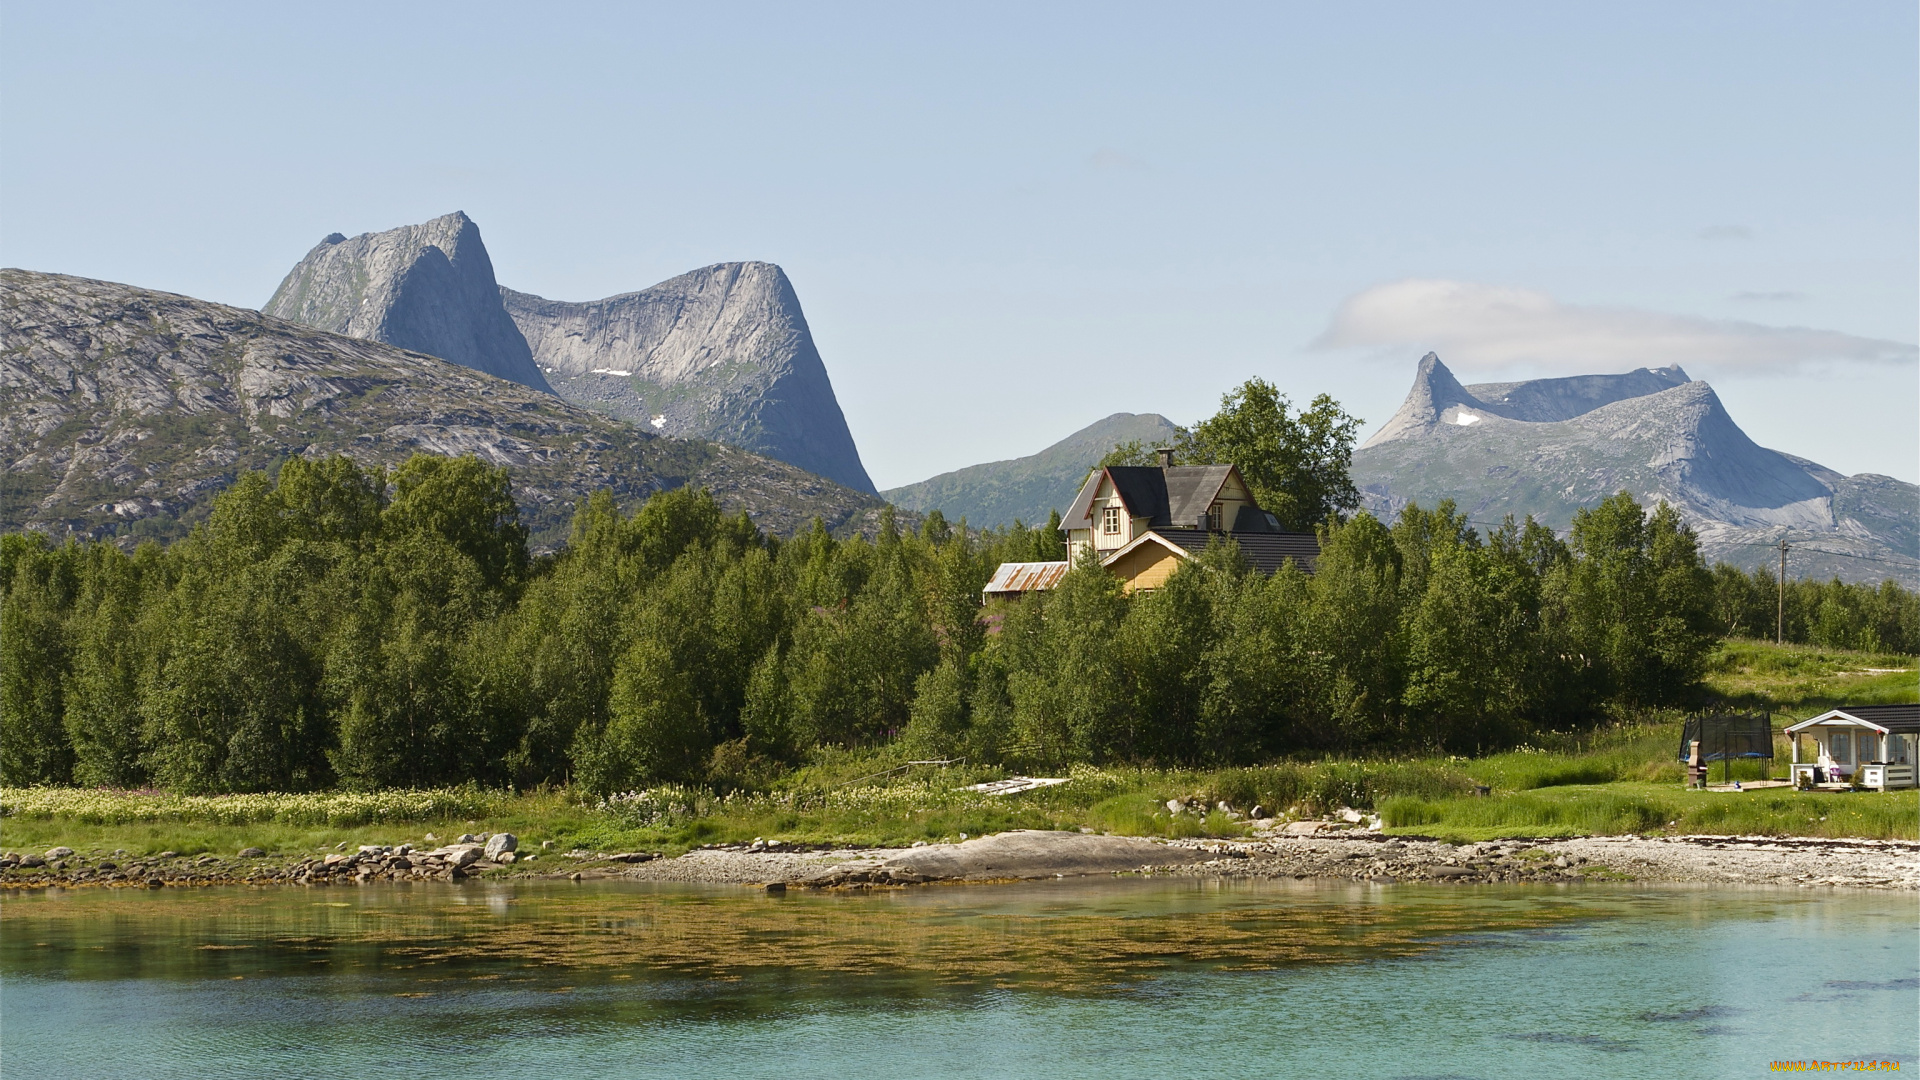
[983,560,1071,595]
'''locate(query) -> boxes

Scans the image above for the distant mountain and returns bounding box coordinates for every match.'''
[1352,353,1919,586]
[263,211,551,393]
[883,412,1181,529]
[502,263,875,493]
[0,270,889,549]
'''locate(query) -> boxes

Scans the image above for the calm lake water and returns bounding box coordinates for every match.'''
[2,878,1915,1079]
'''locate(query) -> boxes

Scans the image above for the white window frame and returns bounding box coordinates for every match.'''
[1102,506,1121,535]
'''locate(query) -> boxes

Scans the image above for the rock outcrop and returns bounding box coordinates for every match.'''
[1,269,890,548]
[883,411,1181,528]
[502,262,875,493]
[1352,354,1918,585]
[264,211,553,393]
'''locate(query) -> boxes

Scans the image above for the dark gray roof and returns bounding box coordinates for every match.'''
[1232,506,1284,533]
[1827,704,1920,734]
[1151,527,1319,575]
[1162,465,1234,527]
[1063,465,1234,529]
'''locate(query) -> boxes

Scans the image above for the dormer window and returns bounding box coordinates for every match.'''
[1102,506,1122,534]
[1207,503,1223,532]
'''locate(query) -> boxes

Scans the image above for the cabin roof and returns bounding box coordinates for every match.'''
[1785,704,1920,735]
[982,560,1071,595]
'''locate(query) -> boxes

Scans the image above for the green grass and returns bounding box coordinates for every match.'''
[1704,639,1918,714]
[1381,782,1918,841]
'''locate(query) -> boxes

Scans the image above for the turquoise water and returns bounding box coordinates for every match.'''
[3,879,1915,1079]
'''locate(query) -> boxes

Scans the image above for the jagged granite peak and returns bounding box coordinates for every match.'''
[1351,354,1917,586]
[1,269,890,548]
[883,412,1182,529]
[263,211,553,394]
[1364,353,1692,448]
[1467,365,1690,423]
[502,262,875,493]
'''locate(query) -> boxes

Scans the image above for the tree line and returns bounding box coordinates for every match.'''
[15,447,1910,793]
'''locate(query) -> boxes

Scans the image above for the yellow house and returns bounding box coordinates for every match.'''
[1046,449,1318,594]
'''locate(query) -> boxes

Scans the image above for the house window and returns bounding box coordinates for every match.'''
[1830,731,1851,765]
[1208,503,1223,532]
[1102,506,1121,534]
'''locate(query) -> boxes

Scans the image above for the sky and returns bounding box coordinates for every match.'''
[3,2,1915,488]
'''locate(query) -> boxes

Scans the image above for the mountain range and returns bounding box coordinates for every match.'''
[265,213,873,491]
[882,412,1180,529]
[0,269,886,549]
[1350,353,1918,586]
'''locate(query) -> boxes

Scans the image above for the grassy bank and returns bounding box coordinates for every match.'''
[4,640,1913,857]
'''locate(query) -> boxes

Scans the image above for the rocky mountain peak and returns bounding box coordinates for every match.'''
[264,211,552,394]
[502,261,874,493]
[1350,353,1917,585]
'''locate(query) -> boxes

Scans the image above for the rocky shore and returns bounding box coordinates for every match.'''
[3,830,1913,892]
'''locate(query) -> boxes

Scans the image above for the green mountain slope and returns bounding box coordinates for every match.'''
[1,269,888,549]
[883,412,1179,528]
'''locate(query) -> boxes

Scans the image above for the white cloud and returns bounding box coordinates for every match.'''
[1315,279,1916,374]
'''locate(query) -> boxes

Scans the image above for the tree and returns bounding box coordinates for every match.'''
[1564,493,1714,707]
[1182,380,1362,531]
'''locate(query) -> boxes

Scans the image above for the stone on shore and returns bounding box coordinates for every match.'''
[484,833,517,860]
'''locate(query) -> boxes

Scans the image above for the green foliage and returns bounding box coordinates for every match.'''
[1710,563,1920,653]
[6,445,1907,798]
[1178,380,1362,531]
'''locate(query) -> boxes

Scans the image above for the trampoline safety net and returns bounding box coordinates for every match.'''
[1678,712,1774,762]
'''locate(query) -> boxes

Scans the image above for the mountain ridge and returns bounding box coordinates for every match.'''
[883,412,1181,528]
[1,269,887,549]
[1351,354,1917,585]
[501,261,875,493]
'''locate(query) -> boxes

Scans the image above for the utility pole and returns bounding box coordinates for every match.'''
[1776,539,1790,645]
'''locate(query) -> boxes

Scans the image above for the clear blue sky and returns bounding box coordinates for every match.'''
[4,2,1915,487]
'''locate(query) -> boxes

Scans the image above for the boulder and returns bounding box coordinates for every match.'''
[484,833,517,860]
[496,851,516,865]
[239,847,266,858]
[446,846,483,870]
[45,846,73,859]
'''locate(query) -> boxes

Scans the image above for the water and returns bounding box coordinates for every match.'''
[3,879,1915,1079]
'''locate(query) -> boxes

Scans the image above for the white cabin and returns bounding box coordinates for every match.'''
[1784,705,1918,790]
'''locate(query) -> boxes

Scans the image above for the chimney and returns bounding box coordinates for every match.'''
[1196,513,1211,532]
[1156,447,1174,470]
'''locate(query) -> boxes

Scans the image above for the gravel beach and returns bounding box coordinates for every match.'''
[4,830,1914,892]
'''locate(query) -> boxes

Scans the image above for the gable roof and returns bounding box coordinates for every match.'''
[1062,464,1238,528]
[1787,704,1920,735]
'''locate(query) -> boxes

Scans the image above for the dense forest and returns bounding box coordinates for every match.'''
[7,446,1910,795]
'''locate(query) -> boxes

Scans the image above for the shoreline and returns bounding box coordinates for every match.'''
[4,830,1914,893]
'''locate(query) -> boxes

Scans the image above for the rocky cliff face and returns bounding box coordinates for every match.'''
[1,270,888,548]
[502,262,875,493]
[883,412,1181,529]
[1352,354,1918,585]
[263,212,553,393]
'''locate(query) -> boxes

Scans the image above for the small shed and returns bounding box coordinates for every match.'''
[1784,705,1919,790]
[983,560,1070,601]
